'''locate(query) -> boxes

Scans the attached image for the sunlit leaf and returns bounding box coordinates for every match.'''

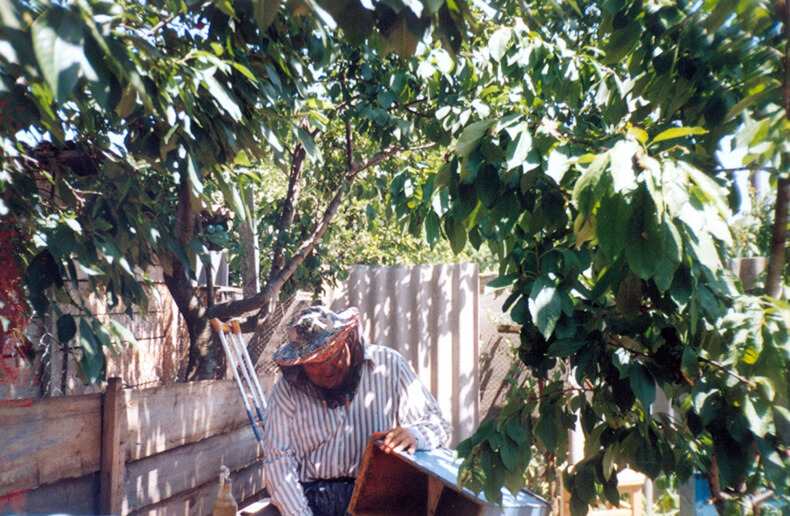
[31,6,84,101]
[488,27,511,62]
[650,126,708,145]
[295,126,323,164]
[529,277,562,340]
[572,152,610,217]
[203,73,242,121]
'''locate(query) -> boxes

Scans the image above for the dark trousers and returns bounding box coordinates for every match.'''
[302,478,356,516]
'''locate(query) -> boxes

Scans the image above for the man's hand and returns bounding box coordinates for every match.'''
[371,427,417,455]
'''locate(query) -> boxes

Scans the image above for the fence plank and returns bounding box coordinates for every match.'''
[122,379,251,462]
[128,461,267,516]
[0,473,98,515]
[101,377,125,514]
[0,395,102,496]
[123,425,263,511]
[324,263,480,446]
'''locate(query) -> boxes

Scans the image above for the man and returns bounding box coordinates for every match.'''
[262,305,451,516]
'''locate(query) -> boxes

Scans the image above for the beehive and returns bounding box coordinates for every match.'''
[348,439,551,516]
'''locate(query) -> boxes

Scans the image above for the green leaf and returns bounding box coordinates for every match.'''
[602,446,615,481]
[425,211,440,248]
[455,120,495,157]
[609,139,638,193]
[727,85,780,120]
[183,148,204,202]
[216,172,247,222]
[79,318,106,384]
[596,194,630,260]
[625,189,661,279]
[680,346,699,382]
[482,450,504,504]
[488,27,511,62]
[109,319,140,348]
[26,250,60,294]
[56,314,76,344]
[704,0,738,32]
[573,463,597,503]
[503,468,524,496]
[485,273,518,290]
[295,126,323,164]
[529,278,562,340]
[629,363,656,407]
[653,219,683,292]
[669,266,694,306]
[203,73,242,121]
[572,152,610,217]
[115,84,137,118]
[505,418,529,445]
[650,126,708,145]
[475,165,501,207]
[444,216,467,254]
[742,397,771,438]
[334,0,373,45]
[500,437,519,472]
[504,125,533,171]
[615,272,642,319]
[603,23,641,65]
[253,0,279,33]
[547,338,585,357]
[546,146,574,184]
[602,474,621,506]
[31,6,84,102]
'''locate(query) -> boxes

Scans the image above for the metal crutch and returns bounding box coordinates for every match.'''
[229,320,267,414]
[224,320,265,421]
[211,318,262,442]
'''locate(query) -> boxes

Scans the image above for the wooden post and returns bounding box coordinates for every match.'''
[100,377,124,514]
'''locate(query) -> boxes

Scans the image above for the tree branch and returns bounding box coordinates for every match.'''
[208,183,346,326]
[270,127,308,280]
[346,143,435,180]
[208,143,432,326]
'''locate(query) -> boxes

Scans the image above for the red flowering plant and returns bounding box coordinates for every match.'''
[0,217,34,367]
[0,161,37,370]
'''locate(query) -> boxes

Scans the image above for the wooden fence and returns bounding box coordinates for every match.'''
[0,378,267,515]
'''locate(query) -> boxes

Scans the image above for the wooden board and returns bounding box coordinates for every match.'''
[348,442,429,515]
[122,379,251,461]
[0,394,102,496]
[123,424,264,510]
[0,473,98,515]
[128,457,268,516]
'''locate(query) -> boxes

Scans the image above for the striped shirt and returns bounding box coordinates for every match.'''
[262,344,451,516]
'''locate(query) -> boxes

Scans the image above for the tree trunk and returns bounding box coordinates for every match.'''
[770,0,790,298]
[765,177,788,298]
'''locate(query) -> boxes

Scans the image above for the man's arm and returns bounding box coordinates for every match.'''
[262,381,313,516]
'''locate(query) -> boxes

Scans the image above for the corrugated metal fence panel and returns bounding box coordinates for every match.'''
[323,264,479,447]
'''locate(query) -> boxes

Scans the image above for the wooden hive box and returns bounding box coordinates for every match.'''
[348,440,551,516]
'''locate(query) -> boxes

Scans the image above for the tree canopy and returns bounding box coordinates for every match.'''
[397,1,788,514]
[0,0,471,380]
[1,0,789,514]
